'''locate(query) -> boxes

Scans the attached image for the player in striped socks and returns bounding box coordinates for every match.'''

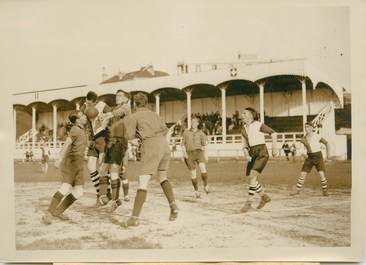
[290,122,331,196]
[240,107,278,213]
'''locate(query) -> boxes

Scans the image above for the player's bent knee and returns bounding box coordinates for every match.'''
[110,171,119,180]
[198,162,207,173]
[158,170,168,183]
[99,163,109,176]
[138,175,151,190]
[87,157,97,172]
[122,179,129,184]
[58,183,72,195]
[72,185,83,199]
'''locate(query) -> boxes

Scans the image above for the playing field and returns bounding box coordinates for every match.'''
[14,158,351,250]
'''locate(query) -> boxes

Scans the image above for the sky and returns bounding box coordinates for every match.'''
[0,0,350,93]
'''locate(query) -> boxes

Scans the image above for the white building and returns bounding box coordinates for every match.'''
[13,58,349,160]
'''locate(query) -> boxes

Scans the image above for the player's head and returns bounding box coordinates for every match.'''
[68,111,87,126]
[86,91,98,105]
[116,89,130,105]
[305,122,315,133]
[242,107,259,124]
[133,92,148,108]
[191,117,200,129]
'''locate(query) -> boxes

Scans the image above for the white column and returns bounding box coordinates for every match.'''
[258,82,265,122]
[301,79,307,132]
[31,106,36,148]
[155,93,160,115]
[13,108,17,145]
[76,103,80,111]
[220,87,227,141]
[53,104,57,147]
[186,90,192,129]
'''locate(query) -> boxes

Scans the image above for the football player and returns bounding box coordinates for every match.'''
[123,92,178,227]
[290,122,331,196]
[240,107,278,213]
[181,117,209,198]
[41,111,88,224]
[98,89,131,211]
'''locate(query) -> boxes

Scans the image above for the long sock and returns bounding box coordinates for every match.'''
[47,191,64,214]
[191,178,199,191]
[107,176,112,199]
[296,174,306,190]
[111,179,121,201]
[90,170,100,195]
[161,180,178,212]
[319,174,328,190]
[132,189,147,217]
[54,193,77,215]
[122,182,129,197]
[99,175,109,196]
[248,183,257,202]
[201,172,208,187]
[254,181,264,196]
[120,173,129,197]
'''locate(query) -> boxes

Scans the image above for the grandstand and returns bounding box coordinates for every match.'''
[12,58,351,160]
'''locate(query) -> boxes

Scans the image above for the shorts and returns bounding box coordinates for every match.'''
[138,136,170,176]
[42,155,49,163]
[60,156,85,186]
[301,151,325,173]
[104,139,127,165]
[87,131,108,158]
[246,144,269,176]
[184,149,206,170]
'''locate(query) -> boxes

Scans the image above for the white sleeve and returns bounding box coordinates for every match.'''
[95,101,106,113]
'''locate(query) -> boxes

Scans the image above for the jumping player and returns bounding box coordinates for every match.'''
[123,92,178,227]
[41,111,88,224]
[98,89,131,211]
[290,122,331,196]
[181,117,209,198]
[82,91,109,205]
[240,107,278,213]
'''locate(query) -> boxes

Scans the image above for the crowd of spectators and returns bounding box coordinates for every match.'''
[171,111,242,136]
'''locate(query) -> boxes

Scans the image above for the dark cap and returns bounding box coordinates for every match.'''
[68,111,80,124]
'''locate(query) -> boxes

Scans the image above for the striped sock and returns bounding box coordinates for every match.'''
[254,181,264,196]
[90,170,100,195]
[320,176,328,190]
[296,175,306,190]
[248,184,256,202]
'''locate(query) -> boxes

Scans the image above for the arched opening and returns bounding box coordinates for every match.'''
[151,87,186,124]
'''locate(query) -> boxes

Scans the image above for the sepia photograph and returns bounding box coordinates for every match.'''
[1,0,365,262]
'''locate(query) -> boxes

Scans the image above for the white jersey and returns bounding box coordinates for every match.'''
[301,133,327,154]
[91,101,107,134]
[242,121,275,147]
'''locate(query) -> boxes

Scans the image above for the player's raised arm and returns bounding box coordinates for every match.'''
[260,123,278,157]
[320,137,331,159]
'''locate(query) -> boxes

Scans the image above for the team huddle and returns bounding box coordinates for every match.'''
[41,89,332,227]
